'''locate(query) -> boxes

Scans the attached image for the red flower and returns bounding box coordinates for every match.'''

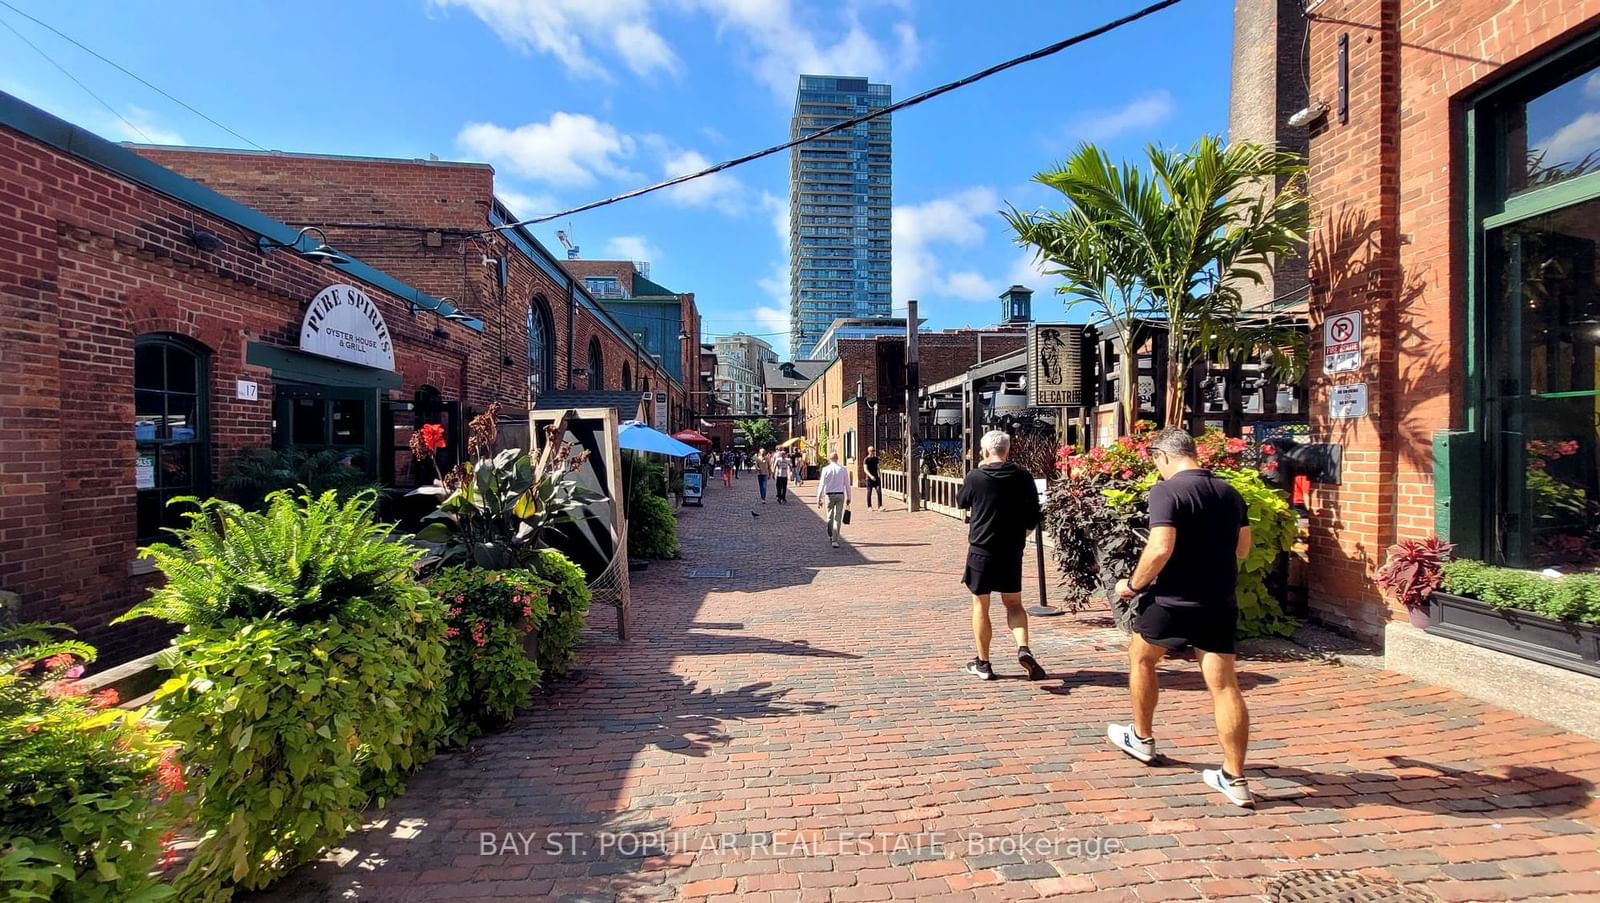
[156,749,186,795]
[421,423,447,452]
[160,832,179,869]
[1264,459,1280,472]
[43,653,76,671]
[1121,469,1134,479]
[43,680,88,699]
[1261,443,1276,455]
[91,688,120,709]
[1226,438,1247,453]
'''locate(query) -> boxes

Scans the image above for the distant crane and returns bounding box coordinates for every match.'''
[555,229,579,260]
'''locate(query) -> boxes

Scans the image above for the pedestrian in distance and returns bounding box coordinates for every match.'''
[957,430,1046,681]
[1107,428,1255,808]
[815,450,851,549]
[772,449,791,503]
[721,451,733,488]
[791,451,804,487]
[756,448,772,503]
[863,445,882,510]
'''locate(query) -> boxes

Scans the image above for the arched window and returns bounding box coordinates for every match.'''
[621,362,632,391]
[587,337,604,391]
[527,297,553,399]
[134,334,209,543]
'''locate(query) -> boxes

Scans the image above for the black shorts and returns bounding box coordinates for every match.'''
[962,548,1022,595]
[1135,601,1238,655]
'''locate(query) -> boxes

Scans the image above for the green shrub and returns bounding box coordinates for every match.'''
[426,568,548,746]
[1,625,180,903]
[1440,560,1600,626]
[529,549,592,677]
[118,490,447,900]
[1221,468,1297,637]
[221,447,380,511]
[627,493,680,560]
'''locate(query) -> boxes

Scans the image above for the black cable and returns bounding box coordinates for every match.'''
[479,0,1185,234]
[0,0,265,150]
[0,10,151,142]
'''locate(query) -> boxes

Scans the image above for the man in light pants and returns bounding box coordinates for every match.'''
[815,451,852,549]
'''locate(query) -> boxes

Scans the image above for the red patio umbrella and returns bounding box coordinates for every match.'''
[671,429,713,448]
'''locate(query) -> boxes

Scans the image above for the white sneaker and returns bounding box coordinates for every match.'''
[1202,768,1254,808]
[831,541,840,548]
[1107,723,1155,763]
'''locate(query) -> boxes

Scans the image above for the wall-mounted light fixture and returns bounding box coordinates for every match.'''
[1288,100,1329,128]
[258,226,349,264]
[186,227,225,252]
[409,295,478,324]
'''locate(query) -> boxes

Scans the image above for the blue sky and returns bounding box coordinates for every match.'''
[0,0,1233,354]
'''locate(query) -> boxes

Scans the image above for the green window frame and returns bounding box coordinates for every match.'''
[1457,28,1600,564]
[134,334,210,544]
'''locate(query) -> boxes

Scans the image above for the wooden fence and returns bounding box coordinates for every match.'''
[878,469,965,519]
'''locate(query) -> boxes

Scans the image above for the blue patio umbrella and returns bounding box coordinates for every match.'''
[618,420,700,457]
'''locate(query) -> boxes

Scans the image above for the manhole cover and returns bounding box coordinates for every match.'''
[688,567,733,578]
[1268,870,1435,903]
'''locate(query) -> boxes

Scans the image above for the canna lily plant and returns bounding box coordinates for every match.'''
[410,403,599,570]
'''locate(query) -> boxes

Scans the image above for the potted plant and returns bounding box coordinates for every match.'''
[1376,535,1454,628]
[1429,560,1600,677]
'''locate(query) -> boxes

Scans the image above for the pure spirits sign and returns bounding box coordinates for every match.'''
[300,284,395,371]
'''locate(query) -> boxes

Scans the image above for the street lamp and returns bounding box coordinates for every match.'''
[855,376,880,461]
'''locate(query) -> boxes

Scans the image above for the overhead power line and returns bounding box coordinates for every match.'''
[0,10,153,143]
[0,0,264,150]
[482,0,1184,235]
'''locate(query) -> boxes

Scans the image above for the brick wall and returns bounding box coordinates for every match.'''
[1302,0,1600,639]
[0,128,485,662]
[135,149,684,424]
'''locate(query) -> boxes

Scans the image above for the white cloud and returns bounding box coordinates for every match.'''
[892,187,1001,301]
[435,0,918,100]
[112,105,186,145]
[658,147,747,213]
[1059,90,1175,144]
[1006,248,1054,292]
[495,186,560,219]
[604,235,662,262]
[761,191,789,245]
[429,0,679,79]
[1585,72,1600,100]
[456,113,637,185]
[1537,111,1600,166]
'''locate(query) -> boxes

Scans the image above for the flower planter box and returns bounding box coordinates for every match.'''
[1427,591,1600,678]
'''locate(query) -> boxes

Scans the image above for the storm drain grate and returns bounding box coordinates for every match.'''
[688,567,733,578]
[1268,870,1435,903]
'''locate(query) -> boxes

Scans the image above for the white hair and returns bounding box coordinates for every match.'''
[980,430,1010,459]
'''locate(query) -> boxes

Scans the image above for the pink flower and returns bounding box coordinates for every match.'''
[1089,447,1106,460]
[1121,469,1134,479]
[43,680,88,699]
[1561,440,1580,455]
[454,594,465,603]
[445,627,460,639]
[91,688,120,709]
[64,665,84,680]
[1226,438,1247,453]
[1261,444,1276,455]
[43,653,76,670]
[1264,460,1280,472]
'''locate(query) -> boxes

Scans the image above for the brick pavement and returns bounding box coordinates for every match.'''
[259,476,1600,902]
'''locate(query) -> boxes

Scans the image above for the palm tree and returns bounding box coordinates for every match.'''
[1007,137,1308,428]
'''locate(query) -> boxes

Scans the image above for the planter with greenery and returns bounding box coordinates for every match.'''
[1044,425,1296,638]
[1428,559,1600,677]
[2,624,182,903]
[1376,536,1455,628]
[628,492,680,560]
[425,567,549,746]
[529,548,592,678]
[117,490,447,900]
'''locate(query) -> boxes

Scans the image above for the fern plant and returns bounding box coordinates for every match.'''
[119,489,421,627]
[221,447,381,511]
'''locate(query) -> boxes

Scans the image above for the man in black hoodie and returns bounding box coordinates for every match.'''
[956,430,1046,680]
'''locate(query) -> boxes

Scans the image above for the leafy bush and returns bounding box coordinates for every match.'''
[118,490,446,900]
[1440,559,1600,626]
[1376,536,1455,611]
[411,404,598,571]
[628,493,680,560]
[426,568,547,746]
[1045,426,1296,638]
[1,624,180,903]
[529,549,591,677]
[221,447,380,511]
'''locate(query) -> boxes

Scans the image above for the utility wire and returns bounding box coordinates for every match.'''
[0,0,264,150]
[0,9,152,143]
[482,0,1184,234]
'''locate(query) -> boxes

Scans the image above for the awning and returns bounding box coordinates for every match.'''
[671,429,713,448]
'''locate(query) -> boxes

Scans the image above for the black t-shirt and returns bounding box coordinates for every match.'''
[864,455,880,478]
[1146,468,1248,609]
[956,462,1042,555]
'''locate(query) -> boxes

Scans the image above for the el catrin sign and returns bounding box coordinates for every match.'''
[300,283,396,371]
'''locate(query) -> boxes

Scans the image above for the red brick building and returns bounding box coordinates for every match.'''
[797,330,1026,482]
[0,92,678,661]
[1296,1,1600,639]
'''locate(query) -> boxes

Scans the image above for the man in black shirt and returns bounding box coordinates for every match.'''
[1108,429,1255,808]
[863,446,882,509]
[956,430,1046,681]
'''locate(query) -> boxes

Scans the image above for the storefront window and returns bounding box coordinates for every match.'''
[622,362,632,391]
[134,335,208,543]
[1504,59,1600,196]
[588,338,604,391]
[1477,33,1600,571]
[528,299,552,399]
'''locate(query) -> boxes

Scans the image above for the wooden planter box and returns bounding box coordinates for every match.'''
[1427,592,1600,678]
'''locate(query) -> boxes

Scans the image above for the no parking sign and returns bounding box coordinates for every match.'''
[1323,311,1362,374]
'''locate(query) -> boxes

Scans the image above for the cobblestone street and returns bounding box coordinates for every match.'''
[264,477,1600,902]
